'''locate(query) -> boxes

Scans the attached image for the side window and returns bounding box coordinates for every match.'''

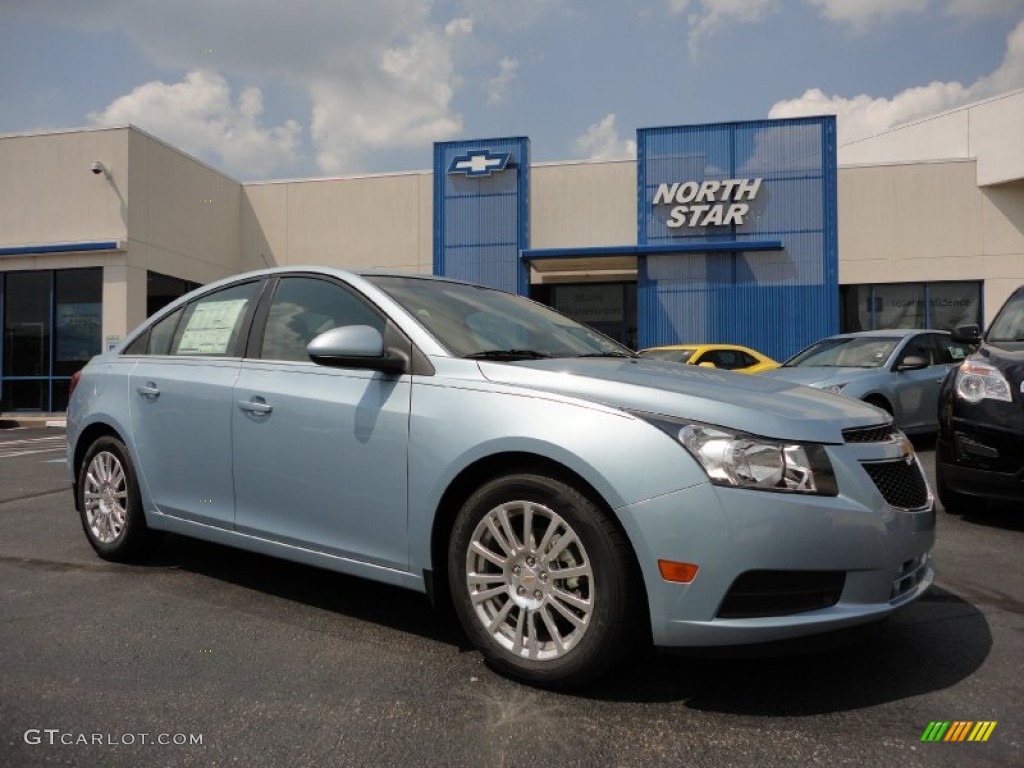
[704,350,740,370]
[900,337,935,366]
[737,351,758,368]
[171,282,260,357]
[925,334,957,365]
[260,277,384,362]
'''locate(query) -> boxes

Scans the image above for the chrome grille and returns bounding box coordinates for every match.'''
[843,424,900,443]
[862,459,930,509]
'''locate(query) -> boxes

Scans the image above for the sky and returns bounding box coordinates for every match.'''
[1,0,1023,182]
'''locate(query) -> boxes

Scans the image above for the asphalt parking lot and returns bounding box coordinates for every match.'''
[1,427,1021,767]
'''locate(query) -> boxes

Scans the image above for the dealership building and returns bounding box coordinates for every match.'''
[1,88,1022,412]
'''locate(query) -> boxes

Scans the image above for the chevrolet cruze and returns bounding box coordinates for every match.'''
[68,267,935,687]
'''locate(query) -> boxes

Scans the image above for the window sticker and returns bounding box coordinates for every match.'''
[177,298,249,355]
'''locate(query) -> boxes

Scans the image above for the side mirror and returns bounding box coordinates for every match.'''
[951,324,982,344]
[307,325,407,374]
[896,354,929,371]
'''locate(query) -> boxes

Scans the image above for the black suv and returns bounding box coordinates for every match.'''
[936,285,1024,513]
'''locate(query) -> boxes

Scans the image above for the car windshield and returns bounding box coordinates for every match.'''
[784,337,900,368]
[988,291,1024,342]
[365,275,634,359]
[638,349,696,363]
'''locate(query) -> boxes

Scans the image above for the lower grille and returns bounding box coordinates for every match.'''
[862,459,930,509]
[892,553,929,600]
[717,570,846,619]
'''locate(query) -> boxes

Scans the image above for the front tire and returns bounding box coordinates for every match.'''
[447,473,641,688]
[78,436,153,560]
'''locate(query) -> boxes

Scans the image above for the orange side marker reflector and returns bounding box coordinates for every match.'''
[658,560,699,583]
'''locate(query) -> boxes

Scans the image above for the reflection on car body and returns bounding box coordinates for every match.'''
[761,330,971,435]
[67,268,935,687]
[637,344,780,374]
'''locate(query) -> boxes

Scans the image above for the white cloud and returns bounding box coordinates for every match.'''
[768,19,1024,144]
[806,0,928,31]
[666,0,779,55]
[486,57,520,105]
[88,70,301,177]
[573,114,637,161]
[309,24,465,173]
[945,0,1024,17]
[11,0,472,176]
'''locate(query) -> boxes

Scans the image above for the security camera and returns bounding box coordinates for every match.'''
[91,161,107,175]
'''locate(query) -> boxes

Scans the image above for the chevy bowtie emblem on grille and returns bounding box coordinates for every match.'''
[447,149,511,177]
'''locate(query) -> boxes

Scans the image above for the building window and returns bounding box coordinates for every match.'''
[147,270,200,318]
[531,282,638,349]
[1,267,102,412]
[840,281,981,332]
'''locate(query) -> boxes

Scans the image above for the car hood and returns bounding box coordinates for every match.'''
[476,357,887,444]
[758,366,874,387]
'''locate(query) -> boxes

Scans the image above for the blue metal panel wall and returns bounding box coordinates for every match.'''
[433,138,530,295]
[637,117,838,360]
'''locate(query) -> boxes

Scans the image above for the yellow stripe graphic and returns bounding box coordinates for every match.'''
[968,722,997,742]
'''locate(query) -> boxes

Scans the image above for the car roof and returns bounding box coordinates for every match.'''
[825,329,948,339]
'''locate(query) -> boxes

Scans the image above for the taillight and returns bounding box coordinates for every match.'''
[68,370,83,400]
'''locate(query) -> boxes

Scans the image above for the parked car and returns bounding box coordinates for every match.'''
[637,343,779,373]
[761,330,972,435]
[67,268,934,687]
[936,286,1024,514]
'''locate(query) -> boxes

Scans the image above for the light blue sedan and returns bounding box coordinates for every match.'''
[761,330,971,435]
[67,268,935,687]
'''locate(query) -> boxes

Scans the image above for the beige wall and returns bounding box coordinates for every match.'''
[241,172,433,274]
[838,160,1024,324]
[125,129,243,318]
[839,89,1024,187]
[531,160,636,249]
[0,127,130,246]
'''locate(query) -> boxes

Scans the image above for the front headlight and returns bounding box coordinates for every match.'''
[641,417,837,495]
[821,383,848,395]
[955,361,1011,403]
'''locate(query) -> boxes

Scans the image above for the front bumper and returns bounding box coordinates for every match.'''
[617,440,935,647]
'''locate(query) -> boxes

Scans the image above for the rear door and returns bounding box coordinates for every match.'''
[128,280,263,527]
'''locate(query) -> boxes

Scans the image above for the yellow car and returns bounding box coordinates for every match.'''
[637,344,780,373]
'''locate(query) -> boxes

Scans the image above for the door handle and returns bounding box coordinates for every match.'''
[238,399,273,415]
[136,382,160,398]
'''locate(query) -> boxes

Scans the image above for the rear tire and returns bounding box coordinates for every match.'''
[78,436,154,560]
[447,473,641,688]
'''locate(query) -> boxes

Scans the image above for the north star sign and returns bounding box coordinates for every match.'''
[447,149,511,177]
[653,177,763,228]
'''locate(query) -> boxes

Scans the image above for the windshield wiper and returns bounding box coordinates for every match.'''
[464,349,552,361]
[575,351,636,358]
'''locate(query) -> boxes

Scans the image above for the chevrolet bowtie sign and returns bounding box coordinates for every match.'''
[447,149,511,177]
